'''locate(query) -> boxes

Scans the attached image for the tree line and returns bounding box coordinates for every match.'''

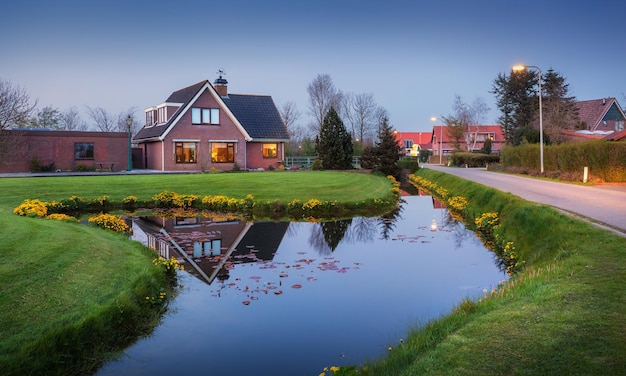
[0,78,139,134]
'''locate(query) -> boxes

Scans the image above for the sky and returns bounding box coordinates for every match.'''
[2,0,625,132]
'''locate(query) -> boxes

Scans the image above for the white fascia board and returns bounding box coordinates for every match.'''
[248,138,289,142]
[156,102,183,108]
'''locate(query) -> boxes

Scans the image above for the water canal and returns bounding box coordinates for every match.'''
[97,194,508,376]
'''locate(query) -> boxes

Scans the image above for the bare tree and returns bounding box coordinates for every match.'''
[280,101,308,155]
[0,78,37,131]
[280,101,301,137]
[342,92,378,144]
[450,95,490,151]
[116,107,138,134]
[0,79,36,167]
[86,106,118,132]
[306,74,342,134]
[59,106,88,130]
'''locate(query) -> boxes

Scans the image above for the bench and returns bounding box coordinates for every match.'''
[97,162,115,172]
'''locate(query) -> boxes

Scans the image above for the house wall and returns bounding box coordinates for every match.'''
[0,130,129,173]
[159,90,247,171]
[246,142,285,170]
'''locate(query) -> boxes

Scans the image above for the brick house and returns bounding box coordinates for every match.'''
[431,125,505,159]
[560,98,626,142]
[393,131,432,156]
[0,129,129,173]
[133,77,289,171]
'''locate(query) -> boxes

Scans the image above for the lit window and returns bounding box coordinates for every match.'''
[211,142,235,163]
[263,143,277,158]
[74,143,94,159]
[175,142,197,163]
[191,107,220,125]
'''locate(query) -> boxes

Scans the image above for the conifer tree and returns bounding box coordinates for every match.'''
[373,116,401,179]
[315,107,353,170]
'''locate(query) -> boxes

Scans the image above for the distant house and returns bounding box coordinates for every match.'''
[393,131,432,156]
[133,76,289,171]
[560,98,626,142]
[0,129,129,173]
[431,125,505,159]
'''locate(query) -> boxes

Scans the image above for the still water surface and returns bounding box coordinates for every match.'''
[97,195,507,375]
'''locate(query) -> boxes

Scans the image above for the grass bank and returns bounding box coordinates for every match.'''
[350,168,626,375]
[0,171,395,375]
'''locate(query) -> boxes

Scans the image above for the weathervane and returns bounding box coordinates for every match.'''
[217,69,226,79]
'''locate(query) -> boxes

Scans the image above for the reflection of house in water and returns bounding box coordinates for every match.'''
[132,216,289,285]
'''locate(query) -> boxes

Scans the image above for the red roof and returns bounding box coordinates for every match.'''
[394,132,432,149]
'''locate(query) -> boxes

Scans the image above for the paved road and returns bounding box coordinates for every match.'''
[423,165,626,236]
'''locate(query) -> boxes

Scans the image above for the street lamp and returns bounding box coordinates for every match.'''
[512,64,544,173]
[431,117,442,165]
[126,115,132,171]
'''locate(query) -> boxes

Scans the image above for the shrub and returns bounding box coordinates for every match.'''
[449,152,500,167]
[88,213,131,233]
[13,199,48,217]
[122,196,138,211]
[311,159,324,170]
[152,190,176,208]
[45,213,77,222]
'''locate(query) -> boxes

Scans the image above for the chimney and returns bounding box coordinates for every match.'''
[214,70,228,97]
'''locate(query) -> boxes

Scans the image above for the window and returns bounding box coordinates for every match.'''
[175,142,197,163]
[145,111,154,126]
[158,107,166,123]
[404,140,413,149]
[263,143,277,158]
[192,107,220,125]
[211,142,235,163]
[74,142,94,159]
[193,239,222,257]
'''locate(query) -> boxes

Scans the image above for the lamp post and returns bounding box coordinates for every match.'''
[126,115,132,171]
[512,64,543,173]
[431,117,442,165]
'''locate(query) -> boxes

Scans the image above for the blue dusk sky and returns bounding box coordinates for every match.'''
[1,0,624,132]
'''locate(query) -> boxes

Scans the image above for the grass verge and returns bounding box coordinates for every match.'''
[0,171,395,375]
[347,168,626,375]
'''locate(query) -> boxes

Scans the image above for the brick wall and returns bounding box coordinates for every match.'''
[0,130,129,173]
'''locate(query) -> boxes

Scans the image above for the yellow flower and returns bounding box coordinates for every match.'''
[330,366,340,372]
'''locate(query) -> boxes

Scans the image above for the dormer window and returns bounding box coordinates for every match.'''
[192,107,220,125]
[145,111,154,126]
[158,107,167,123]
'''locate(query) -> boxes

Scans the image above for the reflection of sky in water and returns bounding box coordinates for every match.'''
[97,196,507,376]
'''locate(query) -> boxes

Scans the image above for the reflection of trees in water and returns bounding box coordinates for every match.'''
[348,217,377,244]
[307,201,406,255]
[438,210,482,249]
[377,198,405,240]
[309,219,353,255]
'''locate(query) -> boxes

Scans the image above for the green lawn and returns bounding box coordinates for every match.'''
[0,171,395,375]
[353,169,626,375]
[0,171,392,208]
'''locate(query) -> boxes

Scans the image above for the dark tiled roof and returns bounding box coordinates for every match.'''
[133,80,288,141]
[166,80,208,103]
[575,98,615,130]
[222,94,288,139]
